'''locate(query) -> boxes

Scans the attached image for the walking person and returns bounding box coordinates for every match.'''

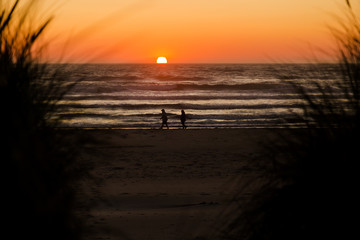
[180,109,187,129]
[160,109,169,129]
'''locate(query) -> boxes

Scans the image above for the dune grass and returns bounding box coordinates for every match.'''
[222,1,360,239]
[1,1,84,239]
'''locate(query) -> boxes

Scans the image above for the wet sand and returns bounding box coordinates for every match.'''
[75,129,278,240]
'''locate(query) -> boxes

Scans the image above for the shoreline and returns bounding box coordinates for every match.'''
[56,125,304,131]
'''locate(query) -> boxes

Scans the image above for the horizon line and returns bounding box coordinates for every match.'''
[44,61,338,65]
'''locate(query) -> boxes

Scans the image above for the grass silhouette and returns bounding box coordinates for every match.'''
[1,1,84,239]
[221,1,360,239]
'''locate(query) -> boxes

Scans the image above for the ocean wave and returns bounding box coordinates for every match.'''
[65,82,290,94]
[128,83,288,91]
[153,74,207,81]
[64,80,343,96]
[94,74,144,81]
[56,102,303,110]
[62,93,346,101]
[62,94,293,101]
[54,63,343,128]
[56,112,294,120]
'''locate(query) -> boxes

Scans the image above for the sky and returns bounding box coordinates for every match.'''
[35,0,355,63]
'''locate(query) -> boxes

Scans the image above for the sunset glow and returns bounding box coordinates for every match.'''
[39,0,358,63]
[156,57,167,64]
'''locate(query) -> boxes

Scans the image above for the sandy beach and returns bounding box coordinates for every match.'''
[74,128,278,240]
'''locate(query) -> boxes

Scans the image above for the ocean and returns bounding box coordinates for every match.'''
[55,64,342,129]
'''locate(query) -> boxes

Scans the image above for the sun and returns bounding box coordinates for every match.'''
[156,57,167,64]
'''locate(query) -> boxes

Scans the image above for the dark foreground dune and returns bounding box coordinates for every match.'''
[74,128,280,240]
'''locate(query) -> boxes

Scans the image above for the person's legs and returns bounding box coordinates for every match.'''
[161,121,168,129]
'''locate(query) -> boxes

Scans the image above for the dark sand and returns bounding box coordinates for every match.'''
[75,129,278,240]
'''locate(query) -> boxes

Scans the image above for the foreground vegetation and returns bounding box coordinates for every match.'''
[224,1,359,239]
[1,1,83,239]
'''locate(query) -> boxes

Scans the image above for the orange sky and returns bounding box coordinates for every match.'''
[37,0,354,63]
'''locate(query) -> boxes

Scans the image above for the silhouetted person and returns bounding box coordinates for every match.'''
[180,109,187,129]
[160,109,169,129]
